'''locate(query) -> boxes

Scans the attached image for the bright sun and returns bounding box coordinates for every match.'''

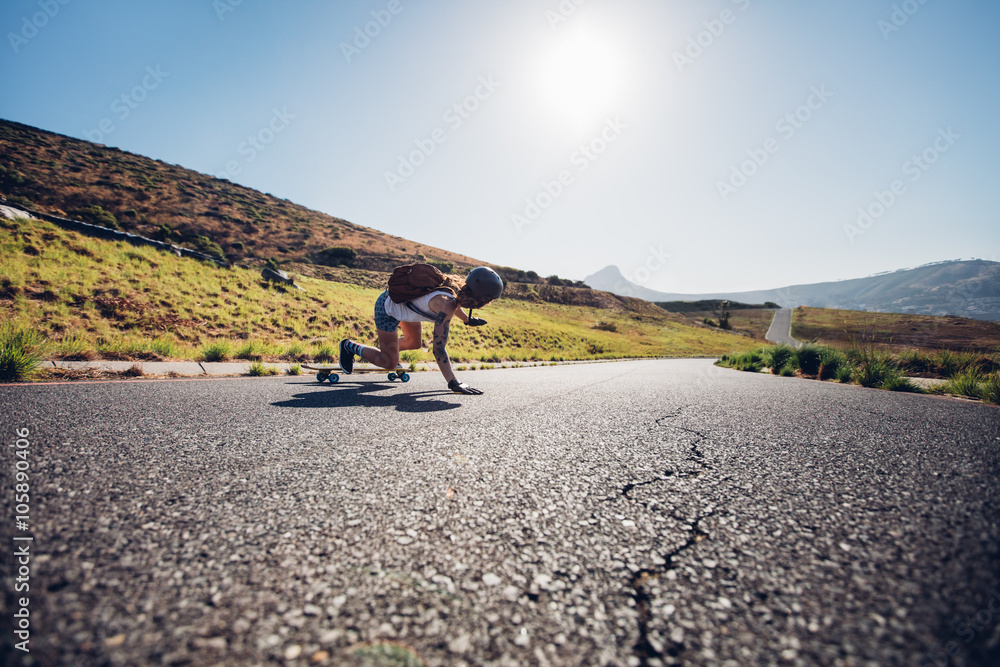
[536,27,626,132]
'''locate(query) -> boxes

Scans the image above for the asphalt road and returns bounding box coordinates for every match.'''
[765,308,802,348]
[2,360,999,666]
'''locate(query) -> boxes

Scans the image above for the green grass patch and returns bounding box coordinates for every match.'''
[0,323,47,382]
[201,340,232,362]
[941,370,983,399]
[247,361,280,376]
[1,217,769,366]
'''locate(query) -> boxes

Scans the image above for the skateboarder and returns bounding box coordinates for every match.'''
[339,266,504,394]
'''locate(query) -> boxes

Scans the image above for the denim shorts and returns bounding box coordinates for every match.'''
[374,291,400,333]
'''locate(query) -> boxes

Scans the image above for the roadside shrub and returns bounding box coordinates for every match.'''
[725,349,764,373]
[882,374,922,393]
[201,340,232,362]
[835,365,854,383]
[150,336,178,359]
[853,351,895,388]
[818,348,848,381]
[56,332,97,360]
[287,363,302,376]
[794,345,824,376]
[247,361,280,376]
[981,374,1000,404]
[0,324,47,382]
[779,364,796,377]
[765,344,795,374]
[942,370,983,399]
[896,349,932,376]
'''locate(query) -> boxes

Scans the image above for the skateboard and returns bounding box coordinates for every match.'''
[301,364,411,384]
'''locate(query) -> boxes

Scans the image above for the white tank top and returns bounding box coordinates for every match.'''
[382,290,453,323]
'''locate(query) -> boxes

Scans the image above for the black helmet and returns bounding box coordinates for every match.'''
[466,267,503,303]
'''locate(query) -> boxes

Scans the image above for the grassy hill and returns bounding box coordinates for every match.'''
[791,306,1000,353]
[0,119,484,272]
[1,215,759,364]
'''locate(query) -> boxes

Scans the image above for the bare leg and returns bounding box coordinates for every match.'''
[355,323,422,369]
[398,322,422,351]
[361,329,401,369]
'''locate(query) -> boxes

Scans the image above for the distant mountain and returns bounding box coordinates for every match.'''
[584,261,1000,322]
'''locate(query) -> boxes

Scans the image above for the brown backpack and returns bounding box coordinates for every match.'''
[387,263,455,303]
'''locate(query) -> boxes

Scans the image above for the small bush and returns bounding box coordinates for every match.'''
[779,364,796,377]
[853,352,894,388]
[287,363,302,376]
[151,336,178,359]
[981,374,1000,404]
[794,345,824,376]
[723,349,765,373]
[317,246,356,267]
[818,348,848,381]
[190,235,227,263]
[56,332,96,360]
[765,345,795,374]
[942,370,983,399]
[247,361,280,376]
[201,340,232,362]
[835,365,854,383]
[74,204,120,230]
[882,374,922,393]
[0,324,47,382]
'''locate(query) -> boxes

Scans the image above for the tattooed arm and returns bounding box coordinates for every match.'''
[431,302,457,384]
[429,294,483,394]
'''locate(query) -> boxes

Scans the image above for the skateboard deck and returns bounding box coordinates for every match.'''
[301,364,410,384]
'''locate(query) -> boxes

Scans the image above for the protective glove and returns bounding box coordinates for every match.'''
[448,378,483,395]
[466,317,488,327]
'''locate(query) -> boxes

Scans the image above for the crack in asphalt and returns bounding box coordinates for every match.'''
[624,413,723,666]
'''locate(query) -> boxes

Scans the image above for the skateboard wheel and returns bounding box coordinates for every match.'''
[317,372,328,382]
[388,372,398,381]
[400,373,410,382]
[329,374,340,383]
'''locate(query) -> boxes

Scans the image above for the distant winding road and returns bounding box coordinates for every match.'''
[766,307,802,348]
[2,360,999,666]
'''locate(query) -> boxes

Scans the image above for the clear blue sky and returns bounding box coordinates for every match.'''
[2,0,998,292]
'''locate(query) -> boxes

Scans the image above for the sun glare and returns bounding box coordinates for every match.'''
[536,26,627,133]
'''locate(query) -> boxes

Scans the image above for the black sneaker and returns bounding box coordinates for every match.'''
[339,339,355,374]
